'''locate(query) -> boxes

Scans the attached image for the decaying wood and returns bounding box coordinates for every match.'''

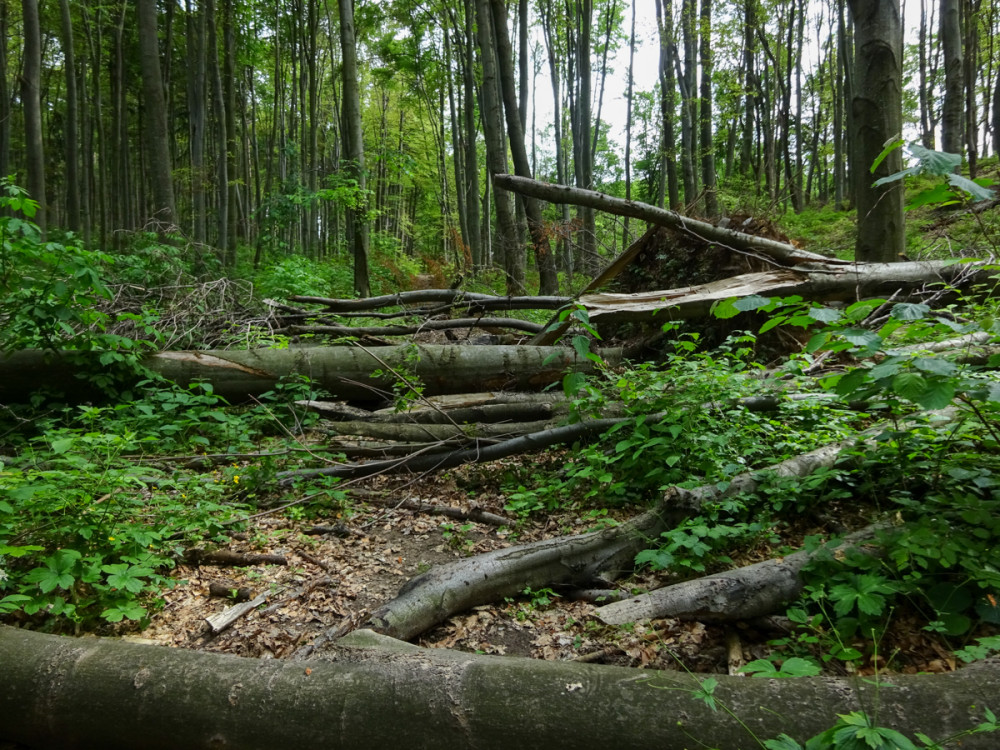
[278,316,545,338]
[4,625,999,749]
[0,345,619,404]
[595,525,883,625]
[275,415,646,486]
[578,260,990,326]
[207,582,253,601]
[184,549,287,567]
[359,412,950,642]
[289,289,571,313]
[204,590,269,633]
[321,418,554,444]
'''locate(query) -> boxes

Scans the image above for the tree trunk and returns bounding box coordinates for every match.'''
[339,0,371,297]
[847,0,904,263]
[679,0,698,206]
[475,0,525,295]
[59,0,80,233]
[941,0,965,156]
[488,0,558,296]
[136,0,178,229]
[21,0,46,234]
[699,0,720,217]
[206,0,230,258]
[3,626,998,750]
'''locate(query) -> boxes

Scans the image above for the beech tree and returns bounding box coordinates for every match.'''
[847,0,904,263]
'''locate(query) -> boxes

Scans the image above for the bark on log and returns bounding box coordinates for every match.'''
[321,418,554,443]
[579,261,991,326]
[494,173,837,265]
[289,289,571,312]
[596,525,882,624]
[1,625,998,750]
[278,316,545,337]
[0,345,619,404]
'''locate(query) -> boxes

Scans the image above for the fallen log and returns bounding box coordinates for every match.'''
[2,625,998,749]
[595,525,883,625]
[0,344,620,404]
[320,418,554,444]
[275,415,646,486]
[357,411,956,643]
[289,289,571,312]
[494,173,837,266]
[277,316,545,338]
[578,260,990,326]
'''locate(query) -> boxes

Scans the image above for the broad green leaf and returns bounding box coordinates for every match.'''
[912,357,956,377]
[914,380,955,410]
[804,332,829,353]
[873,165,921,187]
[562,371,587,397]
[909,143,962,176]
[890,302,930,321]
[907,182,960,209]
[834,368,869,397]
[808,306,842,323]
[841,328,883,353]
[892,372,927,401]
[734,295,772,312]
[844,299,886,322]
[758,315,787,334]
[712,298,740,320]
[948,173,995,202]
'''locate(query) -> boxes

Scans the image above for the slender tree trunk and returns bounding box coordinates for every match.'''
[576,0,597,272]
[919,0,934,148]
[847,0,904,263]
[964,0,980,176]
[740,0,757,180]
[137,0,178,229]
[339,0,371,297]
[59,0,80,233]
[475,0,525,295]
[0,2,8,183]
[187,0,207,244]
[623,0,636,246]
[461,0,483,271]
[699,0,719,217]
[489,0,558,295]
[206,0,229,257]
[21,0,46,234]
[941,0,965,157]
[540,0,573,275]
[679,0,698,207]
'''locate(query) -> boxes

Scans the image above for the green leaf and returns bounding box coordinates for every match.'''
[808,306,842,323]
[892,372,927,401]
[909,143,963,176]
[890,303,930,321]
[840,328,883,353]
[873,165,921,187]
[562,371,587,397]
[907,183,959,209]
[870,137,905,174]
[712,298,741,320]
[914,380,955,410]
[764,735,804,750]
[948,173,995,202]
[911,357,956,377]
[734,295,772,312]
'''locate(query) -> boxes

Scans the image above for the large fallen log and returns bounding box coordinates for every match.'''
[0,345,620,404]
[494,173,838,266]
[2,625,997,749]
[595,525,883,625]
[578,260,990,326]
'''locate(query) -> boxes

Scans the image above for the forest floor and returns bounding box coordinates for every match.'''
[135,452,959,678]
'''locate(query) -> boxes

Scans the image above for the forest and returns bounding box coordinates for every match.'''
[4,0,1000,748]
